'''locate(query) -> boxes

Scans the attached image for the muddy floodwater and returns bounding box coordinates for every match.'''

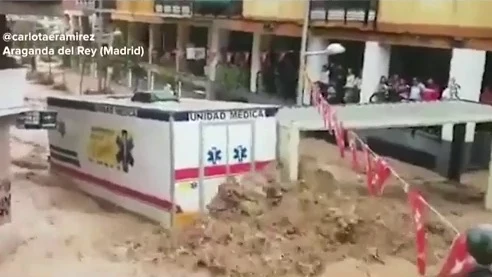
[0,83,490,277]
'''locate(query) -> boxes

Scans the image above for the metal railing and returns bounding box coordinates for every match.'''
[154,0,193,17]
[309,0,379,27]
[154,0,242,18]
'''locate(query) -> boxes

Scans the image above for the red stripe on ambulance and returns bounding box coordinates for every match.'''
[50,161,182,212]
[174,161,272,181]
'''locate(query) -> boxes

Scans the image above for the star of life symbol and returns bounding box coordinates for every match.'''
[207,146,222,165]
[233,145,247,162]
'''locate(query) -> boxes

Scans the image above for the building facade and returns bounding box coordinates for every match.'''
[62,0,492,172]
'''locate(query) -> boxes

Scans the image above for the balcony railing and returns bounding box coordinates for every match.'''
[154,0,242,18]
[193,0,242,17]
[309,0,378,27]
[74,0,115,12]
[155,0,193,17]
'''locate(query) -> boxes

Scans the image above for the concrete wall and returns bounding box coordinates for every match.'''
[357,128,492,174]
[0,118,11,226]
[116,0,153,14]
[359,129,441,157]
[243,0,306,21]
[379,1,492,30]
[1,69,27,111]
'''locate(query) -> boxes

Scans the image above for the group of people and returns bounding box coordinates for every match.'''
[317,63,362,104]
[374,74,461,102]
[314,63,462,104]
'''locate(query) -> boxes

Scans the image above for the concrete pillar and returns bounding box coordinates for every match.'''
[149,23,162,64]
[148,24,161,90]
[205,23,229,100]
[360,41,391,103]
[126,22,136,88]
[148,24,155,65]
[302,34,329,105]
[176,22,190,73]
[250,32,261,93]
[0,118,11,226]
[442,48,486,141]
[438,48,486,179]
[77,16,84,72]
[206,23,229,82]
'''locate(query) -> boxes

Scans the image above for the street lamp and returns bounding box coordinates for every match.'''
[296,42,346,105]
[305,43,346,56]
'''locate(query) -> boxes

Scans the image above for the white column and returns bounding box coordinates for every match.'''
[442,48,486,142]
[360,41,391,103]
[128,71,132,88]
[302,34,329,105]
[148,24,155,64]
[250,32,261,93]
[1,68,26,110]
[147,24,159,90]
[176,23,190,72]
[206,23,229,82]
[127,22,136,88]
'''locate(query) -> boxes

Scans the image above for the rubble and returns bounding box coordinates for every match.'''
[158,161,453,277]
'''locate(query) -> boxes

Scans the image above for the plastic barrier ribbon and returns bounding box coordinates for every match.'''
[348,132,361,172]
[372,157,392,195]
[364,146,375,195]
[315,88,323,113]
[310,86,316,106]
[328,108,336,134]
[311,85,321,109]
[408,189,427,276]
[321,101,331,129]
[334,119,345,158]
[323,105,335,133]
[438,233,475,277]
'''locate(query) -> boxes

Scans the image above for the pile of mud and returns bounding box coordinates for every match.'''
[161,162,455,277]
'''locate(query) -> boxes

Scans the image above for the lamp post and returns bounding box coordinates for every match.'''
[296,40,346,105]
[295,0,311,106]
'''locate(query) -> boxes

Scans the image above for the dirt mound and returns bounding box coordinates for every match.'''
[161,161,453,276]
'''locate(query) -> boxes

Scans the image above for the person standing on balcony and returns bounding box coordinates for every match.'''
[442,77,461,100]
[409,77,425,101]
[422,78,440,101]
[344,68,357,103]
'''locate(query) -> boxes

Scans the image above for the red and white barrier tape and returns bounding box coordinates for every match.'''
[308,81,462,276]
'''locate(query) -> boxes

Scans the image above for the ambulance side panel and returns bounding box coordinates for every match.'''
[47,104,173,225]
[172,109,277,221]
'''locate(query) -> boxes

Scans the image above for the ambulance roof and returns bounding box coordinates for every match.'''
[47,94,277,112]
[46,94,279,122]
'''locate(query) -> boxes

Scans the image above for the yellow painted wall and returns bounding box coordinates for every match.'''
[116,0,154,14]
[116,0,131,12]
[378,0,492,28]
[133,1,154,14]
[243,0,306,21]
